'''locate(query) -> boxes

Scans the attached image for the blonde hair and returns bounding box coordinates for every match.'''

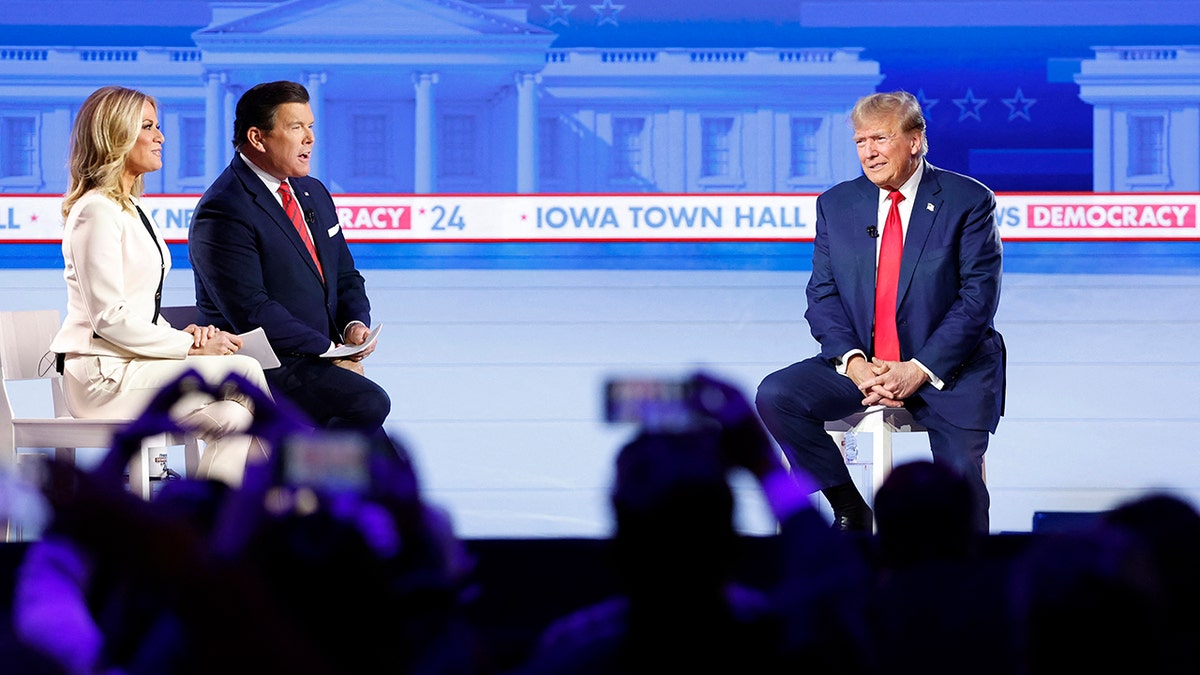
[852,91,929,157]
[62,85,157,219]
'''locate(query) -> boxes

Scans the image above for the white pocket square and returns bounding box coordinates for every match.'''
[327,224,340,237]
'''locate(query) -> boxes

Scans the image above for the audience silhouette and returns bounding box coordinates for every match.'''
[517,372,871,675]
[3,371,1200,675]
[8,370,478,675]
[518,428,784,674]
[870,460,1014,675]
[1102,493,1200,674]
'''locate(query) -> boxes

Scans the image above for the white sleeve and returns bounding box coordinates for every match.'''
[67,197,192,358]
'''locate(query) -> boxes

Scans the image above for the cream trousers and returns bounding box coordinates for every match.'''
[62,353,272,487]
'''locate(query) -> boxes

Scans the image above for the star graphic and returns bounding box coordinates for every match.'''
[541,0,575,27]
[916,89,939,122]
[953,88,987,122]
[1002,87,1037,122]
[591,0,624,27]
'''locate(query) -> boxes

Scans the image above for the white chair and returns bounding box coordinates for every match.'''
[0,310,200,528]
[825,405,927,505]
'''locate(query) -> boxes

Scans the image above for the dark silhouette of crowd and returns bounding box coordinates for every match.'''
[2,370,1198,675]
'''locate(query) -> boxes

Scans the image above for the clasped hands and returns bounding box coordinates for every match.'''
[184,323,242,356]
[846,355,929,408]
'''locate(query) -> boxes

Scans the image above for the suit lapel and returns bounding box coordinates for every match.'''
[232,158,326,285]
[850,177,881,336]
[897,163,942,304]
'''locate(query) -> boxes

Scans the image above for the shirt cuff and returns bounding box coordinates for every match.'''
[836,349,866,376]
[912,358,944,389]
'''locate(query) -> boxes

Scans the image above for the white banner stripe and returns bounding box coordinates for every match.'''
[1,193,1197,243]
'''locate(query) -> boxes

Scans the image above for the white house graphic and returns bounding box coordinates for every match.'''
[0,0,1196,194]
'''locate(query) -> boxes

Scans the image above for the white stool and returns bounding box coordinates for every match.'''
[825,405,927,507]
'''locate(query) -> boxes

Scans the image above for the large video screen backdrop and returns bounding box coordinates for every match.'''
[2,1,1198,268]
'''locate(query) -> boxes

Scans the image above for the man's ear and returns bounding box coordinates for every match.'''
[909,132,924,156]
[245,127,267,152]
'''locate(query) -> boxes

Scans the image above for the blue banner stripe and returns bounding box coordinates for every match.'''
[3,242,1198,274]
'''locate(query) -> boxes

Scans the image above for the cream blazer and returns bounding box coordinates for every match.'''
[49,190,193,359]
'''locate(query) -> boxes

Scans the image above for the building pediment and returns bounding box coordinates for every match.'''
[195,0,553,45]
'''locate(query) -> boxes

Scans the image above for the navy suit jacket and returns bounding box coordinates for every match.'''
[189,155,370,357]
[805,161,1005,432]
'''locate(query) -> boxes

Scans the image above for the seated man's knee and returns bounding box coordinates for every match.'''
[361,388,391,428]
[340,383,390,430]
[755,369,788,412]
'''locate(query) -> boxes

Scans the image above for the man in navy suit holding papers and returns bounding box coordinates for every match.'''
[756,91,1005,533]
[189,81,390,434]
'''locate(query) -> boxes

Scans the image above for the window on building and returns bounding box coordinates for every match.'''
[440,114,477,178]
[539,116,560,180]
[179,117,205,178]
[701,117,733,177]
[790,117,821,178]
[1128,115,1165,177]
[1,116,36,178]
[611,117,645,179]
[352,114,387,177]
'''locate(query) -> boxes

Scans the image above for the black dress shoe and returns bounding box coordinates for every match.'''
[832,505,873,532]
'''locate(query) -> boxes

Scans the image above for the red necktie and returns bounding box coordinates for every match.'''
[278,181,323,281]
[874,190,904,361]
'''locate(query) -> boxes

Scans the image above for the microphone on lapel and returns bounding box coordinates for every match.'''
[866,226,879,238]
[304,209,316,226]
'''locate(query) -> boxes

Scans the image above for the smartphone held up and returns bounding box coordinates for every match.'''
[603,376,705,432]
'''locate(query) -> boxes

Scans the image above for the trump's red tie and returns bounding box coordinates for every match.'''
[874,189,904,360]
[278,180,323,281]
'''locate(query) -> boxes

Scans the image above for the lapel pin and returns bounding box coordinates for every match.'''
[926,203,935,212]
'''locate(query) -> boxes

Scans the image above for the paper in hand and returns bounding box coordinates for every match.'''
[236,327,281,369]
[323,323,383,359]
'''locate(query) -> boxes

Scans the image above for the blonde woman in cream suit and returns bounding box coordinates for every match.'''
[49,85,270,486]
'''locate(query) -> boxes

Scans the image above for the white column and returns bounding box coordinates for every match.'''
[666,107,686,192]
[515,72,541,194]
[413,72,439,194]
[577,110,598,191]
[223,84,239,166]
[204,71,227,181]
[1092,107,1113,192]
[305,71,328,180]
[755,107,775,192]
